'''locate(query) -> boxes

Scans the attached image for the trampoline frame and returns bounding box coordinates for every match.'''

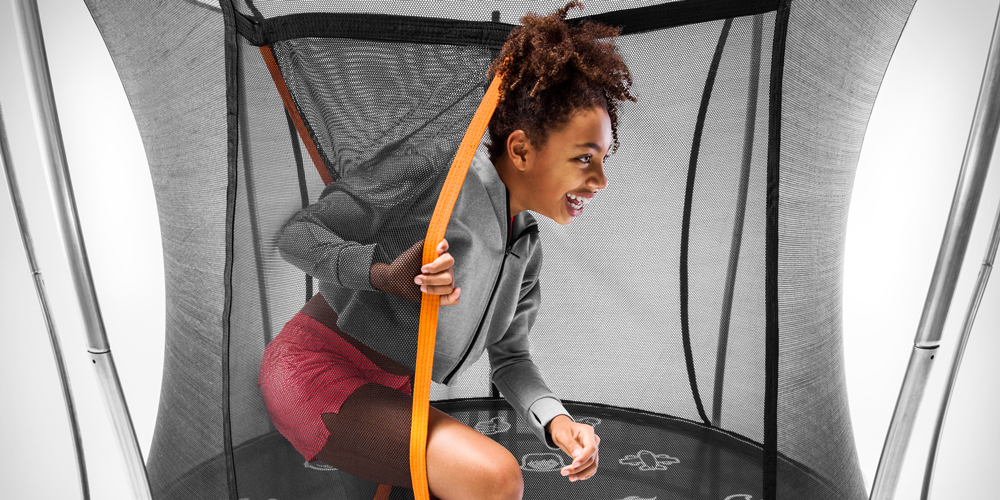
[869,5,1000,500]
[4,1,999,499]
[7,0,152,498]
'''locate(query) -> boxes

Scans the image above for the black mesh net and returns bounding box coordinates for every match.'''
[82,0,917,499]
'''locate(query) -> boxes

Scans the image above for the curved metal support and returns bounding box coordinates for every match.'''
[238,70,274,344]
[10,1,152,498]
[1,102,90,499]
[712,13,763,426]
[869,5,1000,499]
[921,196,1000,500]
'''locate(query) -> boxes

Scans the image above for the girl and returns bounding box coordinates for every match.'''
[259,3,635,499]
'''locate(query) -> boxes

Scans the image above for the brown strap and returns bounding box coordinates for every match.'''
[409,74,503,500]
[259,45,334,185]
[373,484,392,500]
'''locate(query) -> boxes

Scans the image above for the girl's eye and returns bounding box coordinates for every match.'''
[578,155,592,164]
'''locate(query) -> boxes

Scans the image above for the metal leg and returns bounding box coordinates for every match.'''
[10,1,152,498]
[869,4,1000,499]
[1,101,90,500]
[921,195,1000,500]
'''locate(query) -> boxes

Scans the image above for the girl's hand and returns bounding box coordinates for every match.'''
[370,239,460,306]
[548,415,600,482]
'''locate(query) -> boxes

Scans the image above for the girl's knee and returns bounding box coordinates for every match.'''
[483,448,523,500]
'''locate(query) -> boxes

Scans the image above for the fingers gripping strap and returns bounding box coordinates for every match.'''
[409,75,503,500]
[259,46,334,185]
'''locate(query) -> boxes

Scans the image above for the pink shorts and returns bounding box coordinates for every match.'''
[258,311,412,462]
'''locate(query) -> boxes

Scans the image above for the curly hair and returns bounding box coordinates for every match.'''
[486,1,636,162]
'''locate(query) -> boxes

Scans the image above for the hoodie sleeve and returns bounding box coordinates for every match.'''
[487,241,573,449]
[277,182,380,291]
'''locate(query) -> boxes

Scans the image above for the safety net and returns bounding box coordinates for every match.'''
[82,0,917,499]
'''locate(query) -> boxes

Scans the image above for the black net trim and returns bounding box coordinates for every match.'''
[221,1,241,498]
[578,0,778,35]
[237,11,513,48]
[233,0,780,47]
[764,1,792,498]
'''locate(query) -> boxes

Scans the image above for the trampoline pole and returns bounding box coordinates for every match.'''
[921,196,1000,500]
[1,104,90,500]
[869,5,1000,500]
[10,1,153,499]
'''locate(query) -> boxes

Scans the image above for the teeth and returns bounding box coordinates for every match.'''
[566,193,588,210]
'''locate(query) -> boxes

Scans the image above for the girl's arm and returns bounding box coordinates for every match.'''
[487,244,599,481]
[279,181,459,304]
[278,183,383,291]
[487,277,568,446]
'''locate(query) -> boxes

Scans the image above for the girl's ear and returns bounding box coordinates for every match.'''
[506,130,530,171]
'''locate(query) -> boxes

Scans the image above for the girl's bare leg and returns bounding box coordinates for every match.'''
[317,383,523,500]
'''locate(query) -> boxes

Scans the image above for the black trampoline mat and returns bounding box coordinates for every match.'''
[164,398,842,500]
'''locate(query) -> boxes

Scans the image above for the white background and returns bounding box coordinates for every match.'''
[0,1,998,499]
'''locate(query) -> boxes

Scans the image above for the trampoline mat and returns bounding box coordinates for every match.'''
[162,399,842,500]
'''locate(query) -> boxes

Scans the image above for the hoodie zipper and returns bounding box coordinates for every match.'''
[442,190,534,385]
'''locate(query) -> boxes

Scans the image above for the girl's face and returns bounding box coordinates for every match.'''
[505,106,613,225]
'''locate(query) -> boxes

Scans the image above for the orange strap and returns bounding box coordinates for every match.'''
[409,74,503,500]
[259,45,334,185]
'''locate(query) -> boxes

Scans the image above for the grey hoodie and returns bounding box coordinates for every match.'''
[278,150,571,448]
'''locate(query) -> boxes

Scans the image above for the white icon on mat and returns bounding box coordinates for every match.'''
[723,495,755,500]
[578,416,602,427]
[619,450,680,471]
[520,452,568,472]
[614,496,657,500]
[303,461,338,471]
[475,416,511,435]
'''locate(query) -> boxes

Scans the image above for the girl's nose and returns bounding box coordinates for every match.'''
[588,161,608,191]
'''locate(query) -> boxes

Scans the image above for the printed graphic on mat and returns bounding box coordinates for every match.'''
[520,452,568,472]
[723,495,755,500]
[577,416,601,428]
[474,415,511,435]
[613,496,657,500]
[618,450,680,471]
[303,461,338,471]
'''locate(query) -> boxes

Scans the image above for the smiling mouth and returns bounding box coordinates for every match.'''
[566,193,590,211]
